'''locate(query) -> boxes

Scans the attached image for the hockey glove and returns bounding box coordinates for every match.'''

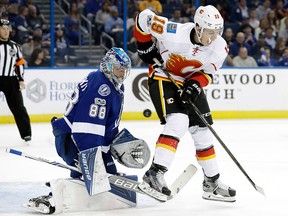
[181,80,201,103]
[137,40,163,65]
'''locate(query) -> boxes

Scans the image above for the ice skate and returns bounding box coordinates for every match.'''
[141,163,171,196]
[202,174,236,202]
[23,195,55,214]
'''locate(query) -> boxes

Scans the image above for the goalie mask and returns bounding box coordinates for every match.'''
[100,47,131,91]
[111,128,150,169]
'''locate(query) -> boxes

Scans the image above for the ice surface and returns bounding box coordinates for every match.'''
[1,119,288,216]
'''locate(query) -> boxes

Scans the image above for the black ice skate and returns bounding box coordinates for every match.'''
[202,174,236,202]
[23,195,55,214]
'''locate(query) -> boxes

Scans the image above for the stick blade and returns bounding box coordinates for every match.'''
[168,164,197,199]
[255,185,265,197]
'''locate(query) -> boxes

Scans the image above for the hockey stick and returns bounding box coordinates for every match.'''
[6,148,197,201]
[6,148,142,193]
[153,58,265,196]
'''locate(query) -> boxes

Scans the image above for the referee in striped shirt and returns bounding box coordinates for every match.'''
[0,19,31,142]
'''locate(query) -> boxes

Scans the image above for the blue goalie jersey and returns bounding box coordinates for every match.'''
[54,70,124,152]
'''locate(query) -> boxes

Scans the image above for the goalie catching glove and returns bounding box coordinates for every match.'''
[111,128,150,169]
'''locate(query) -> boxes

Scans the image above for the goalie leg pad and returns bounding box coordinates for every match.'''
[48,178,136,214]
[111,128,150,169]
[78,147,111,196]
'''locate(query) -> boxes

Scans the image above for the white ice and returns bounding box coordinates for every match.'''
[0,119,287,216]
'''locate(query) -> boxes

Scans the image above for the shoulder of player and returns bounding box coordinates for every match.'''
[214,36,227,48]
[208,36,228,54]
[87,71,117,96]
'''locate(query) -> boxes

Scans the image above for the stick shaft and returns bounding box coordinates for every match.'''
[6,148,80,172]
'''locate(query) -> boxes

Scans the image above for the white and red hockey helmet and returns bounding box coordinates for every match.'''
[194,5,223,34]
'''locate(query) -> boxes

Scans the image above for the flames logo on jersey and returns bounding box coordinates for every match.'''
[166,53,202,76]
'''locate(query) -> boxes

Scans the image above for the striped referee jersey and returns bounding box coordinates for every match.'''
[0,39,25,81]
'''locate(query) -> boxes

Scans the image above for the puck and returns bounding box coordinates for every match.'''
[143,109,152,117]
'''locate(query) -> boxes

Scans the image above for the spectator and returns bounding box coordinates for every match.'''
[240,23,257,47]
[264,26,277,49]
[66,19,85,45]
[32,24,50,48]
[21,35,42,63]
[278,47,288,66]
[54,24,76,60]
[229,31,252,58]
[26,4,45,30]
[267,10,280,33]
[257,47,277,66]
[274,0,287,21]
[252,32,272,59]
[273,37,287,60]
[232,46,258,67]
[232,0,249,25]
[255,0,272,20]
[254,17,269,40]
[14,5,30,44]
[127,0,138,18]
[248,7,260,30]
[247,0,261,8]
[104,6,123,47]
[223,27,235,46]
[28,48,49,67]
[138,0,162,14]
[180,0,192,19]
[215,1,230,23]
[21,0,47,24]
[94,1,111,45]
[64,2,88,37]
[169,9,183,23]
[83,0,102,22]
[278,17,288,41]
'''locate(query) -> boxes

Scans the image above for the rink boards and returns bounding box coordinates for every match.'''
[0,68,287,123]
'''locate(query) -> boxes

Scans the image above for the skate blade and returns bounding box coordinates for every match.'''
[202,191,236,203]
[138,182,167,202]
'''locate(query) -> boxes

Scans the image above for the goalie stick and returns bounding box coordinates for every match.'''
[6,148,197,202]
[153,58,265,197]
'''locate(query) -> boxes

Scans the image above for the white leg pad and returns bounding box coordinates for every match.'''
[50,178,136,214]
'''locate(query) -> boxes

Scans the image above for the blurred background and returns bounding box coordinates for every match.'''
[1,0,288,68]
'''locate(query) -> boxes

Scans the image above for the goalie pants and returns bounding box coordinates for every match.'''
[51,118,117,178]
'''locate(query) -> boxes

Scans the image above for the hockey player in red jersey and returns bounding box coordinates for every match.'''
[134,5,236,202]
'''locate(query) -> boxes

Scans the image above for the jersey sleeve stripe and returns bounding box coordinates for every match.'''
[16,57,25,66]
[134,15,152,43]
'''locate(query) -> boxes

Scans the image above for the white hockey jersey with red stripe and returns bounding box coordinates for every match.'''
[134,9,229,88]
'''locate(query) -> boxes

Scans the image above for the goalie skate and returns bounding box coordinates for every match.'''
[202,175,236,203]
[23,195,55,214]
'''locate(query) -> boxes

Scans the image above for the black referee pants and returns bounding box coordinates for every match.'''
[0,77,31,139]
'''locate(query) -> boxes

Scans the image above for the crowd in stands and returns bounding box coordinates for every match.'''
[0,0,288,67]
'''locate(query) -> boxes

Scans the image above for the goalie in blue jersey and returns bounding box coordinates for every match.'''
[51,47,133,178]
[25,47,151,214]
